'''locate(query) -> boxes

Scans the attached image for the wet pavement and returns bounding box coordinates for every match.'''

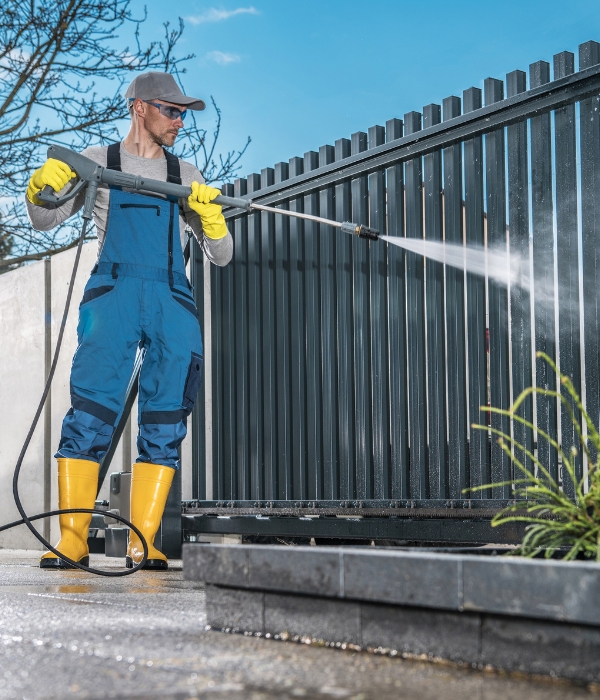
[0,549,597,700]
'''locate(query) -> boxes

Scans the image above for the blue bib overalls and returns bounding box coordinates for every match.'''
[56,144,203,469]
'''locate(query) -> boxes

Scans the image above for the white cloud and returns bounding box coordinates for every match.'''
[206,51,241,65]
[186,6,259,25]
[120,51,141,67]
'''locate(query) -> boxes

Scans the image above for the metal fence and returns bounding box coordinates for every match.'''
[184,41,600,539]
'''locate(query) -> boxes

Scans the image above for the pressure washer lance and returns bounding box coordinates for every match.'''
[37,145,380,241]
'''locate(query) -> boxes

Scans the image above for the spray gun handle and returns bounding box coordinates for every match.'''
[37,145,103,208]
[37,178,89,208]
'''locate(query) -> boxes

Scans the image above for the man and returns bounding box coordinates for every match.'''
[26,72,232,570]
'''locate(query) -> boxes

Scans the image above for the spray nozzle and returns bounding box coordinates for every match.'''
[357,225,379,241]
[340,222,379,241]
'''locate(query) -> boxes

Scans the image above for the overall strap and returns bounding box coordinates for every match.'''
[163,148,182,184]
[163,148,182,288]
[168,200,175,288]
[106,142,122,171]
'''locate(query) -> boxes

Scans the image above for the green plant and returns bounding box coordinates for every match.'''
[469,352,600,561]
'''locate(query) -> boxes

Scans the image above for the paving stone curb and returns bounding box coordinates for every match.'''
[183,544,600,626]
[183,544,600,682]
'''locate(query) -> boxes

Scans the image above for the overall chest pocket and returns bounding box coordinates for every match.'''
[119,203,161,216]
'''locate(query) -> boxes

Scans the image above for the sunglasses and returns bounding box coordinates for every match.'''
[140,100,188,121]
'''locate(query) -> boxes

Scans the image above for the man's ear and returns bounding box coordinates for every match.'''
[133,98,145,118]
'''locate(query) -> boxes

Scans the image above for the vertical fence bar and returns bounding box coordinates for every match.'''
[246,173,264,500]
[443,96,468,498]
[368,125,391,499]
[404,111,428,499]
[288,157,307,500]
[507,70,534,478]
[191,238,205,499]
[234,177,250,500]
[530,60,558,484]
[484,78,511,498]
[386,118,410,499]
[579,40,600,466]
[274,162,292,499]
[319,144,339,499]
[304,151,322,499]
[224,204,238,497]
[213,183,234,499]
[351,131,372,500]
[260,167,277,500]
[463,87,489,495]
[554,51,582,496]
[335,137,356,501]
[210,245,222,500]
[423,104,447,499]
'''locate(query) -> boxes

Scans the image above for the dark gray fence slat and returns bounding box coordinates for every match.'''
[484,78,511,499]
[463,87,490,495]
[319,144,339,499]
[288,157,307,500]
[304,151,322,499]
[404,111,428,499]
[351,131,373,499]
[216,183,235,499]
[442,96,468,498]
[260,167,277,499]
[274,162,292,499]
[386,117,409,499]
[215,183,236,499]
[423,104,447,499]
[246,173,264,500]
[554,51,582,497]
[335,137,356,501]
[234,178,250,499]
[368,125,390,499]
[579,40,600,464]
[530,60,559,483]
[506,70,534,477]
[190,237,205,499]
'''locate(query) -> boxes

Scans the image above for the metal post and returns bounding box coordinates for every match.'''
[43,257,52,542]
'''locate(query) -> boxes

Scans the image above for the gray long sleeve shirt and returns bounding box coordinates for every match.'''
[26,143,233,267]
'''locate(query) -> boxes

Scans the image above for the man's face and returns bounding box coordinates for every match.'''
[136,98,186,147]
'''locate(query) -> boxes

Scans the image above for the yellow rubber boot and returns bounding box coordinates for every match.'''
[40,458,99,569]
[126,462,175,570]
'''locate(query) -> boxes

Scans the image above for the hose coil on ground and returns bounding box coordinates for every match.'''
[1,217,148,576]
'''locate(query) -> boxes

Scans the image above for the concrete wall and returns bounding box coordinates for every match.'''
[0,242,194,549]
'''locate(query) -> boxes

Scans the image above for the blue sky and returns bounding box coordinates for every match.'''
[130,0,599,182]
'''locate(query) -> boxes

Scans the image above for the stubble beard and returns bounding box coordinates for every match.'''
[149,128,178,148]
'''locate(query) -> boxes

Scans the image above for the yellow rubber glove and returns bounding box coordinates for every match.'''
[188,181,228,240]
[26,158,76,205]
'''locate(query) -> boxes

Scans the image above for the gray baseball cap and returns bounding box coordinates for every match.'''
[124,72,206,111]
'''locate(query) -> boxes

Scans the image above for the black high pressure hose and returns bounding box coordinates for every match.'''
[0,216,148,576]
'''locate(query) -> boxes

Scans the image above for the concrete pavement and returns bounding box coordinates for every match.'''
[0,549,596,700]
